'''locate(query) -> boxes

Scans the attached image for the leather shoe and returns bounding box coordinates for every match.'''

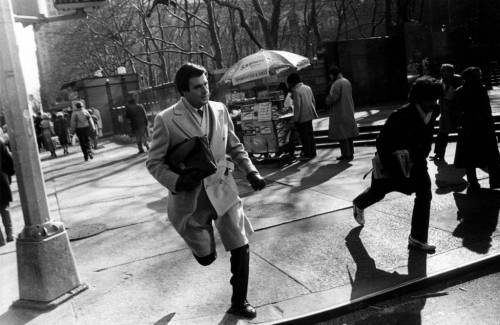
[408,235,436,252]
[353,204,365,226]
[227,301,257,319]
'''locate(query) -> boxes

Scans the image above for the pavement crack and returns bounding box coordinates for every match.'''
[94,247,189,272]
[251,250,313,294]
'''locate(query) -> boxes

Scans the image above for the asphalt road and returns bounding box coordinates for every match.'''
[314,261,500,325]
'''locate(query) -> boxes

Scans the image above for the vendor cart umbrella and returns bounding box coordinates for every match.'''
[217,49,311,86]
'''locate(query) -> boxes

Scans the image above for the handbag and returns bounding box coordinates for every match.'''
[165,136,217,179]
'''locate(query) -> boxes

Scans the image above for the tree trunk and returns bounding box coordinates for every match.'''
[204,0,223,68]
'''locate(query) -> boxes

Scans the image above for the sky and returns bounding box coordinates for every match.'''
[14,23,40,98]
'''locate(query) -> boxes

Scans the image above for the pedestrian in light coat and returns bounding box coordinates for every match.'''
[453,67,500,190]
[326,65,359,161]
[70,102,95,161]
[287,73,318,160]
[40,113,57,158]
[147,63,266,319]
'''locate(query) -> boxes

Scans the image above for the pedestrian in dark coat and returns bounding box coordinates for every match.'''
[0,138,15,245]
[453,67,500,190]
[125,98,149,153]
[54,112,69,155]
[430,64,463,161]
[352,77,442,252]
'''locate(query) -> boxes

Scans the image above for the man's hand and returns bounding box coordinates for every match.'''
[247,172,266,191]
[175,170,202,192]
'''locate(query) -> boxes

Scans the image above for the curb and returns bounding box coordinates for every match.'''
[267,252,500,324]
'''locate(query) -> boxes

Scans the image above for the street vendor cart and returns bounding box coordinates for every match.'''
[228,90,294,156]
[217,49,310,159]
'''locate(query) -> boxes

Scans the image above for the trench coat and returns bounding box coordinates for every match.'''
[146,99,258,254]
[454,84,500,168]
[327,75,359,140]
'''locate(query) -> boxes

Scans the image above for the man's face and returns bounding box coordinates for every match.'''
[184,74,209,108]
[420,99,437,113]
[441,69,453,81]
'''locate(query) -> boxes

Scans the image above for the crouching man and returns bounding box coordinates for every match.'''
[352,77,441,252]
[146,63,266,319]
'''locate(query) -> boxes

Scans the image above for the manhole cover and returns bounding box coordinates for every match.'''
[67,224,107,241]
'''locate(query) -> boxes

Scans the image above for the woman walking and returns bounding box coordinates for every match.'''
[40,113,57,158]
[454,67,500,190]
[70,102,95,161]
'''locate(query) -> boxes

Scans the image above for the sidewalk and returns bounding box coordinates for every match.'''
[0,136,499,324]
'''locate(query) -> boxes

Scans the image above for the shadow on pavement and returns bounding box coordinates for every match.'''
[289,161,352,193]
[153,312,175,324]
[0,306,44,325]
[43,154,145,183]
[432,160,467,195]
[452,189,500,254]
[342,226,428,325]
[146,196,169,213]
[217,313,245,325]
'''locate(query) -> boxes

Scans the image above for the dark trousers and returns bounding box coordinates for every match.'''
[339,138,354,158]
[134,129,149,152]
[353,170,432,242]
[75,127,92,159]
[434,132,449,158]
[295,120,316,158]
[230,244,250,306]
[193,244,250,306]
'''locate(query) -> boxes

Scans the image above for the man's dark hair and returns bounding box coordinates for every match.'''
[286,73,301,87]
[175,63,207,95]
[127,97,136,104]
[328,65,340,76]
[408,76,441,104]
[461,66,481,84]
[75,102,82,109]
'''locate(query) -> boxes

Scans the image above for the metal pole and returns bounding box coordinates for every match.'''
[0,0,87,309]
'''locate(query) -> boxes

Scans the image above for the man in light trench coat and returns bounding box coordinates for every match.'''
[146,63,266,319]
[326,65,359,161]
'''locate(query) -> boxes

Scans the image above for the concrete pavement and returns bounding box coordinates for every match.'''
[0,126,499,324]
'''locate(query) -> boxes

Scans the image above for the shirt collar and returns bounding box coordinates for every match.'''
[292,82,303,91]
[182,97,205,113]
[415,104,432,125]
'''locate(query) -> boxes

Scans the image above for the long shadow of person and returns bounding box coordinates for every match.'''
[289,161,352,194]
[452,189,500,254]
[433,160,467,195]
[345,227,428,324]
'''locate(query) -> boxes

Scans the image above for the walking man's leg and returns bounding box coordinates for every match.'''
[432,132,448,160]
[408,170,435,251]
[352,179,390,226]
[136,130,145,153]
